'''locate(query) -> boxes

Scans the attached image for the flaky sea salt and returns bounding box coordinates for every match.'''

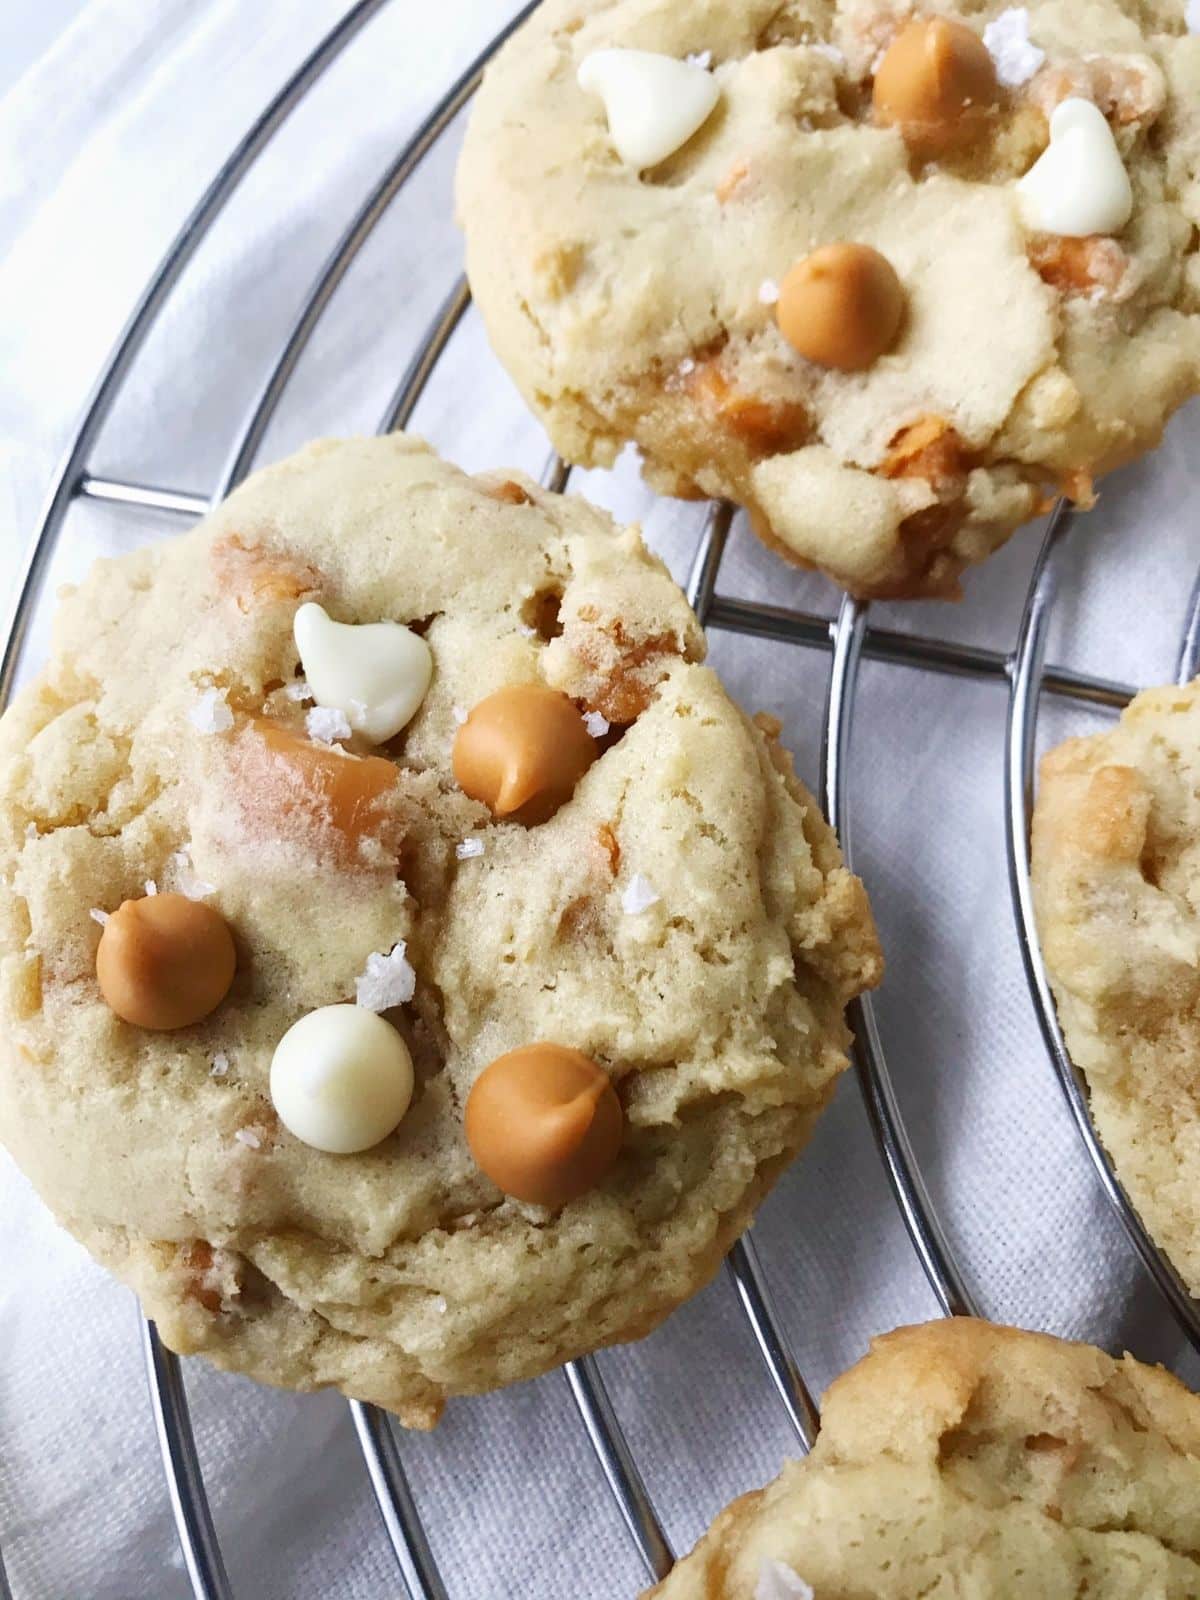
[24,821,37,841]
[456,838,485,861]
[755,1561,814,1600]
[431,1295,448,1316]
[233,1128,261,1150]
[355,942,416,1011]
[758,278,781,305]
[306,705,352,745]
[89,908,109,926]
[170,848,216,900]
[811,41,846,66]
[518,624,538,639]
[621,873,660,915]
[451,704,468,726]
[583,710,610,738]
[677,356,696,377]
[284,679,313,703]
[144,879,158,897]
[210,1052,230,1078]
[685,48,712,69]
[983,8,1044,86]
[188,686,234,735]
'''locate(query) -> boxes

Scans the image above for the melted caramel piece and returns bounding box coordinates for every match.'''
[248,718,398,849]
[480,478,533,506]
[687,362,808,451]
[716,156,751,204]
[464,1043,623,1206]
[96,893,236,1030]
[211,535,321,613]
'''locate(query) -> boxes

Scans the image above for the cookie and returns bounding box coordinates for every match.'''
[1032,680,1200,1298]
[457,0,1200,599]
[648,1318,1200,1597]
[0,435,881,1426]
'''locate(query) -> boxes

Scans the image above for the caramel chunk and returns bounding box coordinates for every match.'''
[873,17,998,154]
[249,718,398,848]
[1027,234,1132,300]
[881,416,968,489]
[778,244,905,372]
[464,1044,622,1206]
[453,686,596,825]
[687,362,808,451]
[211,535,321,613]
[96,893,236,1030]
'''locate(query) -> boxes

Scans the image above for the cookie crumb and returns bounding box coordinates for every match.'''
[233,1128,261,1150]
[188,687,234,735]
[355,942,416,1011]
[583,710,610,738]
[456,838,485,860]
[89,908,109,926]
[758,278,781,306]
[983,8,1044,86]
[306,706,353,745]
[622,873,660,915]
[210,1052,230,1078]
[284,679,314,703]
[755,1560,813,1600]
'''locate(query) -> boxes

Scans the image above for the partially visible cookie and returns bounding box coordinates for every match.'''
[0,434,881,1427]
[458,0,1200,598]
[1032,680,1200,1296]
[648,1318,1200,1598]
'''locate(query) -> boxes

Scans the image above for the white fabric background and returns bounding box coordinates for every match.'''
[1,4,1198,1597]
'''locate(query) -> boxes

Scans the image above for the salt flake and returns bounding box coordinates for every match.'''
[431,1295,448,1316]
[677,356,696,376]
[306,705,352,745]
[622,873,660,915]
[89,908,109,926]
[355,942,416,1012]
[811,41,846,66]
[685,49,712,69]
[518,624,538,639]
[234,1128,261,1150]
[983,8,1045,87]
[210,1052,230,1078]
[284,679,314,703]
[144,880,158,897]
[755,1561,814,1600]
[758,278,781,305]
[451,704,468,726]
[24,821,37,841]
[456,838,485,861]
[188,687,234,735]
[583,710,610,738]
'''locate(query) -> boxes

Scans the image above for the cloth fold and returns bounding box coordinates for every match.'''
[1,4,1198,1597]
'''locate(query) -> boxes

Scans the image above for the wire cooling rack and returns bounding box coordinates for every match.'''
[3,5,1200,1597]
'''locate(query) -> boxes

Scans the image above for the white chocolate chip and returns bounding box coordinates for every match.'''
[577,48,720,169]
[355,943,416,1012]
[983,8,1045,88]
[270,1005,414,1154]
[456,837,485,860]
[622,873,660,915]
[89,908,109,926]
[293,602,433,746]
[756,1561,814,1600]
[758,278,781,305]
[1016,98,1132,237]
[583,710,610,737]
[188,687,234,735]
[305,705,353,745]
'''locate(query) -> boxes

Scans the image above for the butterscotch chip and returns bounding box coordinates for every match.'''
[0,434,880,1428]
[459,0,1200,598]
[96,893,236,1030]
[777,243,905,372]
[873,17,998,155]
[452,684,596,825]
[1033,681,1200,1298]
[646,1320,1200,1598]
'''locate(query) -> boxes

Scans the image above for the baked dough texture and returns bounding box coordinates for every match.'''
[0,435,881,1426]
[458,0,1200,598]
[648,1318,1200,1598]
[1033,679,1200,1300]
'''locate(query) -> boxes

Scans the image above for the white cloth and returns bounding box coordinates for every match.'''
[1,4,1199,1598]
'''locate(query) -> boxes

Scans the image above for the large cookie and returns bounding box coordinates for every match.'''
[0,435,880,1426]
[649,1318,1200,1597]
[1033,680,1200,1299]
[458,0,1200,599]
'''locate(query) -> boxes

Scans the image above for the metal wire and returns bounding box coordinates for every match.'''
[1178,569,1200,686]
[1003,505,1200,1354]
[5,0,1199,1594]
